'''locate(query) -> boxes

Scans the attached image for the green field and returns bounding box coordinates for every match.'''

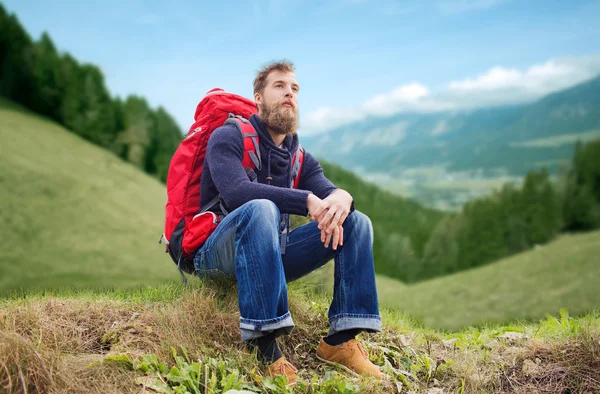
[376,231,600,330]
[510,129,600,148]
[0,98,178,294]
[297,229,600,330]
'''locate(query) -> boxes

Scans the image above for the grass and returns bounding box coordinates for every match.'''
[0,98,179,294]
[1,282,599,393]
[379,231,600,330]
[298,230,600,331]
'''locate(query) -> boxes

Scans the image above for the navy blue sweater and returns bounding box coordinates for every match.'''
[200,114,338,216]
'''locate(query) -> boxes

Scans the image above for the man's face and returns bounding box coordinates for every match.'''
[255,70,300,135]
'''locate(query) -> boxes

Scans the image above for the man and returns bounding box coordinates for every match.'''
[194,60,382,384]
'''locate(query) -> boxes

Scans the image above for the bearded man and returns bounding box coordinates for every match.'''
[195,60,382,385]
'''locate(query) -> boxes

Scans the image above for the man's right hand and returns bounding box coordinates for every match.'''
[307,194,343,250]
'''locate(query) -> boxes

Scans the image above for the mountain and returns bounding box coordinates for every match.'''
[302,75,600,209]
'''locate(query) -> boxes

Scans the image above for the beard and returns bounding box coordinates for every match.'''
[259,99,299,135]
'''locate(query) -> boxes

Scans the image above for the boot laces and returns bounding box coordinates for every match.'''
[355,342,369,359]
[274,358,298,374]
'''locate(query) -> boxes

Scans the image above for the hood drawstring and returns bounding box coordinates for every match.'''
[266,149,273,185]
[265,148,290,254]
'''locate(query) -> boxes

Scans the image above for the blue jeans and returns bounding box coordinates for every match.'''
[193,199,381,341]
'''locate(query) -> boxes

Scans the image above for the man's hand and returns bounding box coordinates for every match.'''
[322,224,344,250]
[307,193,344,250]
[311,189,353,235]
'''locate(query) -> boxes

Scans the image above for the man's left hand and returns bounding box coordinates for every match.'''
[311,189,353,235]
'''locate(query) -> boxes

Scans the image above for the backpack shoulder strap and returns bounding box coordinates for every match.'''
[223,116,261,176]
[291,145,304,189]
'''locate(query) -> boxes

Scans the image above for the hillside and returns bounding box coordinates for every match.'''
[300,229,600,331]
[0,98,179,294]
[379,230,600,330]
[302,75,600,209]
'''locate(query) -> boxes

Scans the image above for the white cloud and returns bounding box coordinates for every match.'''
[449,60,575,93]
[362,83,430,116]
[301,55,600,135]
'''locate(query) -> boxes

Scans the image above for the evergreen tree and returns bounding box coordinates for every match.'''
[30,32,64,121]
[563,139,600,230]
[145,107,183,181]
[0,9,36,106]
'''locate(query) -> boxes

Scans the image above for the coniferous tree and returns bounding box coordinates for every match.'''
[30,32,64,121]
[0,8,36,106]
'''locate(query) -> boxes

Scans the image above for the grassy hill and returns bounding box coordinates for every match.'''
[381,230,600,330]
[0,98,179,294]
[301,230,600,331]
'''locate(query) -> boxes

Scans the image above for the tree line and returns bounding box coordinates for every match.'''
[0,4,181,182]
[412,138,600,282]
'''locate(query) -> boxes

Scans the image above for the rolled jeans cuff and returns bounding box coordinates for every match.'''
[240,311,295,342]
[328,313,382,336]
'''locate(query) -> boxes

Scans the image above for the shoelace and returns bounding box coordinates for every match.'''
[355,342,369,359]
[274,359,298,374]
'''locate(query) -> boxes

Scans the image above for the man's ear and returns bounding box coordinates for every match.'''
[254,92,262,105]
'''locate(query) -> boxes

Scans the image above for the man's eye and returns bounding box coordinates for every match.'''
[276,84,283,88]
[292,88,299,93]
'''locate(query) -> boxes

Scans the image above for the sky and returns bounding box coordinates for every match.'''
[3,0,600,134]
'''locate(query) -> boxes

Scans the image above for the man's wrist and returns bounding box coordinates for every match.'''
[334,188,353,204]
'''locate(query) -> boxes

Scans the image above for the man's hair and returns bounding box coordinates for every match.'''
[253,60,295,96]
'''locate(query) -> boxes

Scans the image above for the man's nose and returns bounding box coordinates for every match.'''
[284,86,294,97]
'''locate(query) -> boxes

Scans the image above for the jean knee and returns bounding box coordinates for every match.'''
[241,199,280,228]
[348,210,374,245]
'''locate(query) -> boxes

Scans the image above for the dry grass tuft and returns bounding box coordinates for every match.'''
[500,334,600,393]
[0,331,61,394]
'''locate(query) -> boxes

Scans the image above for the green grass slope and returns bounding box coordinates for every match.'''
[0,98,178,294]
[377,230,600,330]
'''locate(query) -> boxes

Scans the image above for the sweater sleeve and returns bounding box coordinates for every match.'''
[298,152,356,214]
[297,151,338,199]
[206,125,311,216]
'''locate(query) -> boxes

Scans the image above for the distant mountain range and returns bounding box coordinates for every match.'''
[302,75,600,209]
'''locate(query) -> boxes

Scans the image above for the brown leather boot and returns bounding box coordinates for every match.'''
[316,338,382,379]
[266,356,299,386]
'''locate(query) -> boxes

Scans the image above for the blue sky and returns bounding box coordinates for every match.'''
[3,0,600,134]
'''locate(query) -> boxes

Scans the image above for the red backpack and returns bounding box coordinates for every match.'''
[161,88,304,275]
